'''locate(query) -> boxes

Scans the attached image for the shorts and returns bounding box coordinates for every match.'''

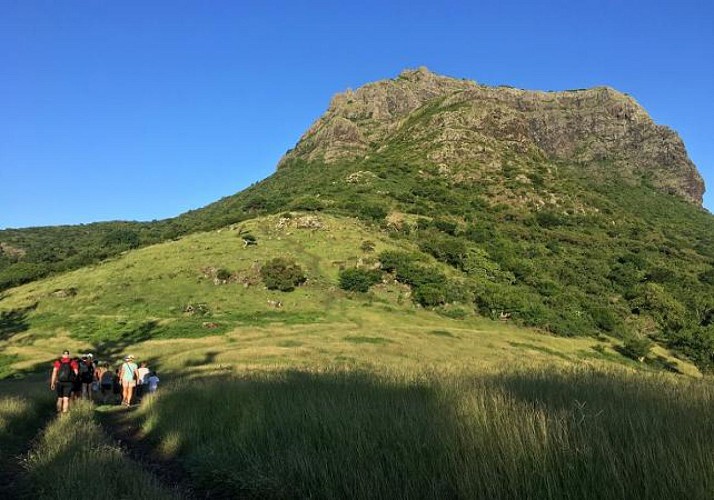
[122,380,136,388]
[56,382,74,398]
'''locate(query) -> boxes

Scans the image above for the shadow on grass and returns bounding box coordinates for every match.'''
[131,368,714,499]
[184,351,219,368]
[0,303,37,341]
[0,382,56,498]
[89,320,161,362]
[137,370,459,499]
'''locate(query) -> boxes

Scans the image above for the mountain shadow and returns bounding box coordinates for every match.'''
[130,368,714,499]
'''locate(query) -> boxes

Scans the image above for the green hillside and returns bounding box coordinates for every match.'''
[1,68,713,372]
[5,212,696,379]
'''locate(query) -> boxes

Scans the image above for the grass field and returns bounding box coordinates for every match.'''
[126,365,713,499]
[1,213,711,498]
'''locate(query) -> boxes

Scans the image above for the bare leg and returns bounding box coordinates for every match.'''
[61,397,70,413]
[122,383,134,406]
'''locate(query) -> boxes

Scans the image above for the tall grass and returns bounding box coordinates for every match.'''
[134,366,714,499]
[0,381,54,497]
[21,401,179,499]
[0,396,45,461]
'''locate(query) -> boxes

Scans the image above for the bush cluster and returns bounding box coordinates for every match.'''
[260,258,306,292]
[377,250,464,308]
[338,268,382,293]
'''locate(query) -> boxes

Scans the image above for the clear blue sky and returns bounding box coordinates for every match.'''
[1,1,712,229]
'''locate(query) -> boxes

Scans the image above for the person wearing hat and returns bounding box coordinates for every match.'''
[50,350,79,414]
[118,354,139,406]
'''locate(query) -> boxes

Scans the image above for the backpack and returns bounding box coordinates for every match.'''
[58,360,75,383]
[79,361,93,383]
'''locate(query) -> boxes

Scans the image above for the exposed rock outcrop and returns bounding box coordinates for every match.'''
[279,68,704,205]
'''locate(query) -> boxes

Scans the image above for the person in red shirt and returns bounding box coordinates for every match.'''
[50,350,79,414]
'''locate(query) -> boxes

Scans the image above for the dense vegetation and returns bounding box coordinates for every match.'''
[2,150,713,370]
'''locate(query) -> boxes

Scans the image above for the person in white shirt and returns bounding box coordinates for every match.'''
[136,361,150,398]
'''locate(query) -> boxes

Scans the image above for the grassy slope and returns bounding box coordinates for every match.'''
[0,213,698,378]
[1,213,711,498]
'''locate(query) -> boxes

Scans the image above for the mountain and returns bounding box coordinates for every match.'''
[280,67,703,205]
[1,68,712,371]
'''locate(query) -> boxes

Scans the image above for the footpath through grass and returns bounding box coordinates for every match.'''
[20,401,180,499]
[129,366,714,499]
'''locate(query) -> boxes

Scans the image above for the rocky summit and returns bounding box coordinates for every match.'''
[280,67,704,205]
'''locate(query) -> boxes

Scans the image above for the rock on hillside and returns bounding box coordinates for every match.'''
[279,67,704,205]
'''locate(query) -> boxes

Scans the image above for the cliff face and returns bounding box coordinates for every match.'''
[279,67,704,205]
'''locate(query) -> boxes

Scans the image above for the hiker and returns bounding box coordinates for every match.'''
[119,354,139,406]
[136,361,150,399]
[147,371,160,394]
[92,360,101,399]
[79,354,95,400]
[98,362,114,404]
[71,356,83,400]
[50,350,79,414]
[112,368,122,404]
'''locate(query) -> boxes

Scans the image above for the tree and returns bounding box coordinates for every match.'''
[621,335,653,362]
[260,258,306,292]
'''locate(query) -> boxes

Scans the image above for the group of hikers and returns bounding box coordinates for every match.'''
[50,350,159,414]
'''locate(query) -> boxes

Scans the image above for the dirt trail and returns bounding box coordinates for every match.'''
[98,405,200,499]
[2,395,196,499]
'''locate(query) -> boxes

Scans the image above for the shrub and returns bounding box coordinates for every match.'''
[433,219,458,235]
[437,307,468,319]
[378,250,418,273]
[289,196,325,211]
[260,258,306,292]
[395,264,444,288]
[241,234,257,246]
[629,283,687,332]
[0,262,48,290]
[339,268,382,293]
[590,306,618,333]
[216,269,232,281]
[413,284,447,307]
[103,228,140,249]
[418,233,468,270]
[621,335,653,362]
[356,202,389,222]
[535,210,566,228]
[360,240,376,253]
